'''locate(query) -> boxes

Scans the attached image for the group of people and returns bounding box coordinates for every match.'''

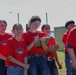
[0,15,76,75]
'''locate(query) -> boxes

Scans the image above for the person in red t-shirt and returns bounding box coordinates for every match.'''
[23,16,49,75]
[67,27,76,75]
[6,24,29,75]
[62,20,75,75]
[0,20,12,75]
[41,24,62,75]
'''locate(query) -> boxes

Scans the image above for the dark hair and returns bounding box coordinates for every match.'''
[41,24,50,30]
[0,20,7,25]
[65,20,75,28]
[26,23,30,31]
[12,23,23,30]
[29,16,41,25]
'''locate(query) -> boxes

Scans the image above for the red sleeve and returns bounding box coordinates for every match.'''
[23,41,27,57]
[22,33,28,45]
[48,37,56,46]
[62,33,67,44]
[7,39,14,56]
[67,28,76,47]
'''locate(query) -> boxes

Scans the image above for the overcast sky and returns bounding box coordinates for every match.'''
[0,0,76,32]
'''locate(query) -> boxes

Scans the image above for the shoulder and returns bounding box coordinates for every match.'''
[50,36,55,41]
[5,33,12,37]
[70,27,76,33]
[7,37,14,44]
[37,31,45,36]
[68,27,76,36]
[63,32,68,36]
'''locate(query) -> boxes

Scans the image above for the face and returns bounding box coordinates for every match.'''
[12,26,23,36]
[30,20,41,30]
[42,25,50,35]
[0,22,7,33]
[67,23,74,30]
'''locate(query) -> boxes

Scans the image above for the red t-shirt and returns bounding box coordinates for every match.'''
[0,33,12,57]
[46,37,56,57]
[62,31,69,52]
[6,37,27,66]
[67,27,76,56]
[23,31,45,54]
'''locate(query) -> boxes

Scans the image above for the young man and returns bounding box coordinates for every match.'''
[0,20,12,75]
[67,27,76,75]
[62,20,75,75]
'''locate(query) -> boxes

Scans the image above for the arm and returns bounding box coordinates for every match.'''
[8,56,28,69]
[0,53,6,60]
[27,35,39,51]
[41,41,48,51]
[68,48,76,69]
[55,52,62,69]
[40,37,48,51]
[24,57,29,75]
[27,41,35,51]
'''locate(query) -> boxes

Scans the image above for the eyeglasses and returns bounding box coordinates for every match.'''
[32,23,40,26]
[44,27,50,30]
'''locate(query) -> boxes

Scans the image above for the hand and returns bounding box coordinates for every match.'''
[40,37,46,42]
[23,64,30,70]
[72,60,76,70]
[33,35,39,43]
[57,61,62,69]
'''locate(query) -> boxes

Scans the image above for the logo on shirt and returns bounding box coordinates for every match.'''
[16,47,24,54]
[0,40,7,46]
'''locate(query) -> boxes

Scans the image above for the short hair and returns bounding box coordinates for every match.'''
[29,15,41,24]
[65,20,75,28]
[26,23,30,31]
[12,23,23,30]
[41,24,50,31]
[0,20,7,25]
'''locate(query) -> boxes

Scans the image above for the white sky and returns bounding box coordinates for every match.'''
[0,0,76,33]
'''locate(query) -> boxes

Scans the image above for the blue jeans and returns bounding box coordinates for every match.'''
[71,68,76,75]
[65,52,72,75]
[7,66,24,75]
[47,59,59,75]
[27,54,48,75]
[0,59,7,75]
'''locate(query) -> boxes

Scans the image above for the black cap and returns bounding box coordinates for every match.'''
[65,20,75,28]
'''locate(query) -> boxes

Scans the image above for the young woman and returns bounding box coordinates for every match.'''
[0,20,12,75]
[23,16,48,75]
[6,23,29,75]
[41,24,62,75]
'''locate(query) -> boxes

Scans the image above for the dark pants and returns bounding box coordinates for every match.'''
[65,52,72,75]
[47,59,59,75]
[0,59,7,75]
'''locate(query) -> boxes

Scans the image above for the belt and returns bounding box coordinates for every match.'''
[65,52,68,54]
[47,56,55,61]
[29,54,44,57]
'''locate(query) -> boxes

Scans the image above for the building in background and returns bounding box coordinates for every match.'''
[54,26,67,51]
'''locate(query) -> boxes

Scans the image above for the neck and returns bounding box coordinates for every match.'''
[0,32,5,35]
[29,29,37,33]
[15,36,22,41]
[45,34,49,37]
